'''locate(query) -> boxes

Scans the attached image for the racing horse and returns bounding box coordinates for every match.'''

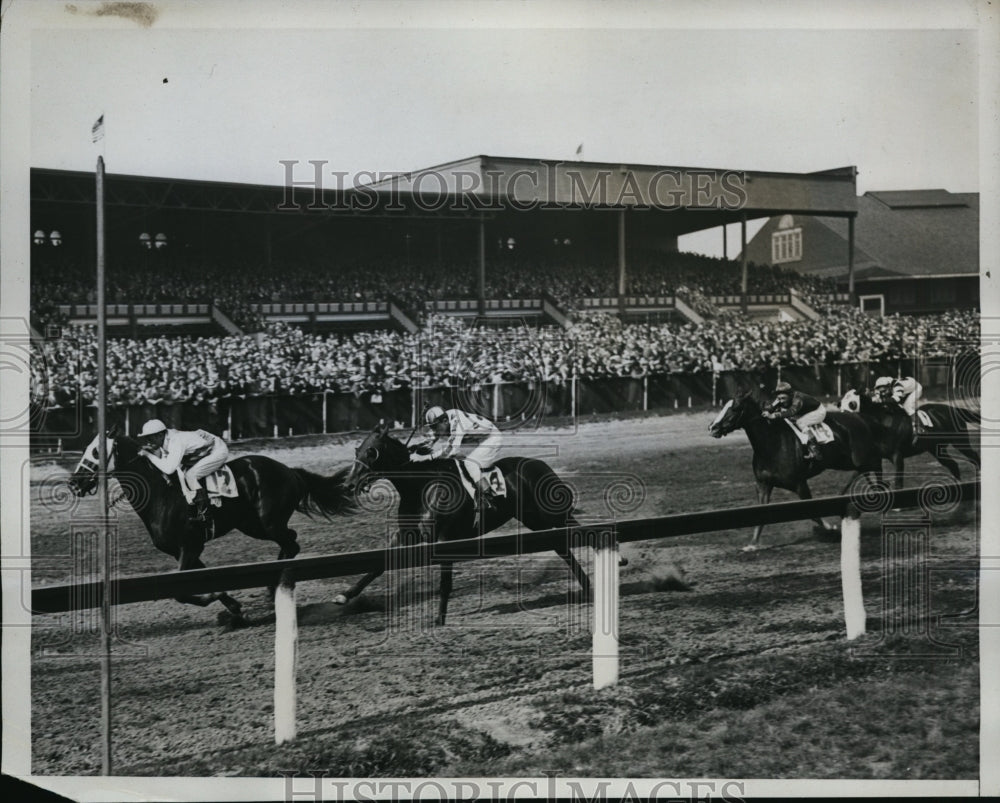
[67,427,355,625]
[708,389,882,551]
[336,421,595,626]
[840,389,980,489]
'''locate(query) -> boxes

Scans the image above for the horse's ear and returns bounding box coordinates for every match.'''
[376,419,389,436]
[106,424,120,439]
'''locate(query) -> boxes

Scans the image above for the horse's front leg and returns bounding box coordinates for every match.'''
[891,452,905,491]
[436,562,454,626]
[175,548,246,624]
[744,482,772,551]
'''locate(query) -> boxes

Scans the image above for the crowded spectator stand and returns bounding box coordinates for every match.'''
[32,302,980,450]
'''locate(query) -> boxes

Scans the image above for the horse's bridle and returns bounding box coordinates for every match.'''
[72,440,144,495]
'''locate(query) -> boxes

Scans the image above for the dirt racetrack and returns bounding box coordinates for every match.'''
[28,410,980,779]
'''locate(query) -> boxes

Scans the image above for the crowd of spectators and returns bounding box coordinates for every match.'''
[31,248,840,330]
[33,308,980,411]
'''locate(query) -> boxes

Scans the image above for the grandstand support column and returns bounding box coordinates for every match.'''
[617,209,627,315]
[740,212,748,314]
[847,215,856,300]
[478,214,486,315]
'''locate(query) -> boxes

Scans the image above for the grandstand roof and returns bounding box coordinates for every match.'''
[31,156,858,239]
[369,155,858,219]
[743,190,978,281]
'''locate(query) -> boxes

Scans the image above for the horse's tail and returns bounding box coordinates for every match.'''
[293,467,357,519]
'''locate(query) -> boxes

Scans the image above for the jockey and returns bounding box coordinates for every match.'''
[410,405,503,509]
[137,419,229,522]
[872,376,895,404]
[890,376,923,416]
[762,380,827,461]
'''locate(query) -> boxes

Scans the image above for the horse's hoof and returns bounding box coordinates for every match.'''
[618,556,629,568]
[741,544,759,553]
[434,616,446,627]
[218,611,250,629]
[333,594,348,605]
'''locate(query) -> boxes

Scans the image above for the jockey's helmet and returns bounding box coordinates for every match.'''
[873,376,894,389]
[424,405,447,425]
[774,381,792,396]
[140,419,167,437]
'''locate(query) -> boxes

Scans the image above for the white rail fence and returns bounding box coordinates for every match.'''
[32,480,978,745]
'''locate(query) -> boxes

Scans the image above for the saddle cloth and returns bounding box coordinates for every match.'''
[455,460,507,502]
[783,419,835,444]
[176,465,239,506]
[916,409,934,428]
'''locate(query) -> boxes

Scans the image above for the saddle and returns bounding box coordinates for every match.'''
[454,460,507,503]
[175,465,239,506]
[782,419,835,444]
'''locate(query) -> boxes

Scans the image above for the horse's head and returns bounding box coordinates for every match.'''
[345,421,411,493]
[708,390,760,438]
[68,425,121,496]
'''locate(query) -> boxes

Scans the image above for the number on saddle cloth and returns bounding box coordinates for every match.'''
[176,466,238,504]
[916,410,934,428]
[808,423,835,444]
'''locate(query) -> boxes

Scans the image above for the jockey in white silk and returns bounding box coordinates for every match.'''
[138,418,229,521]
[410,406,503,507]
[891,376,923,417]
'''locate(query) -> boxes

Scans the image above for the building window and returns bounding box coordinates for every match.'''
[771,228,802,264]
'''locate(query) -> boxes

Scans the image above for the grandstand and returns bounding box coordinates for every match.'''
[29,156,979,448]
[30,157,861,336]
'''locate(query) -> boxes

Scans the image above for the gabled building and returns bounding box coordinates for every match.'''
[742,189,979,315]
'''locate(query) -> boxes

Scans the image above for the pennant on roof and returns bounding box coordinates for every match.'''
[92,114,105,143]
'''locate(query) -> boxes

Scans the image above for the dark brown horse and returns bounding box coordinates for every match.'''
[337,422,593,625]
[68,428,355,625]
[839,389,980,489]
[708,390,882,550]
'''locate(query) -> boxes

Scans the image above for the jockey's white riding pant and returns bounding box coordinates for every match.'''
[184,440,229,489]
[787,406,827,442]
[900,389,922,416]
[459,432,503,483]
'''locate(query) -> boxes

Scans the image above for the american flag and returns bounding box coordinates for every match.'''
[91,114,105,143]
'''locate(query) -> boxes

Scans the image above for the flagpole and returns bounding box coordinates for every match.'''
[95,154,113,775]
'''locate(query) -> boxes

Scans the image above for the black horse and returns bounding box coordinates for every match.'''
[67,429,355,624]
[839,389,980,489]
[337,422,593,625]
[708,390,882,550]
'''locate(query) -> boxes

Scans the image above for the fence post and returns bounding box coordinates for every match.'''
[274,569,298,744]
[124,407,130,436]
[411,386,418,429]
[643,375,648,411]
[493,381,500,420]
[840,504,865,640]
[837,365,842,399]
[571,374,577,418]
[711,372,717,407]
[592,529,619,690]
[322,391,328,434]
[226,402,233,441]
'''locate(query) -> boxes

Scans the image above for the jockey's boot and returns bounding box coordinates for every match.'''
[476,476,496,512]
[191,487,210,522]
[804,436,822,462]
